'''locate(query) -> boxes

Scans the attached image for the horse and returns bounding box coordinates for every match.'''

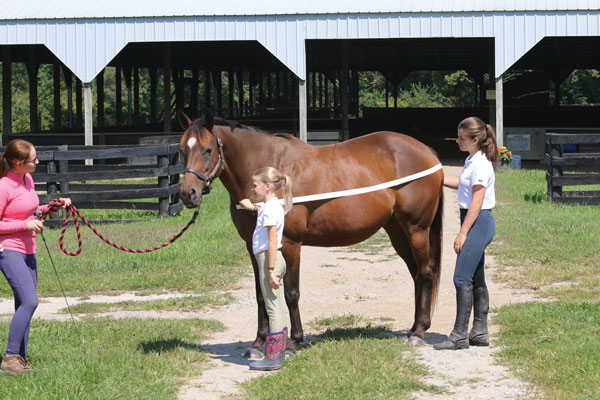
[179,113,444,356]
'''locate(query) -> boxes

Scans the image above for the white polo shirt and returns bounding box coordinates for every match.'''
[458,150,495,210]
[252,197,285,254]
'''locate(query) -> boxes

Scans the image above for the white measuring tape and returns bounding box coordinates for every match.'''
[236,163,443,209]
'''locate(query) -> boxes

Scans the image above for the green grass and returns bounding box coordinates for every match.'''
[491,169,600,301]
[0,317,223,400]
[495,302,600,400]
[61,293,235,314]
[491,168,600,399]
[241,322,441,400]
[3,180,250,297]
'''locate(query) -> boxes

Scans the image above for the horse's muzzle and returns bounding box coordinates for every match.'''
[180,186,203,208]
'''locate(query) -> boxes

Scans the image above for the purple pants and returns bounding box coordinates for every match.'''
[0,250,39,357]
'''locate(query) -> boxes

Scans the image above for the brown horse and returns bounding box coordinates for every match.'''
[179,114,444,355]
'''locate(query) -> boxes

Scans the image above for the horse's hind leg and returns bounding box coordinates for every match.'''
[281,240,304,353]
[244,242,270,359]
[383,218,420,336]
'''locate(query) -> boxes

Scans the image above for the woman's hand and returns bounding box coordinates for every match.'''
[268,270,280,290]
[453,232,467,254]
[27,219,44,233]
[59,198,72,208]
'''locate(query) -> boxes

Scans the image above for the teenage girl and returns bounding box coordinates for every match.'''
[435,117,497,350]
[0,139,71,375]
[239,166,292,370]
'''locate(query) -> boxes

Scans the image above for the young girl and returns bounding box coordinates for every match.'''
[239,167,292,371]
[435,117,497,350]
[0,139,71,375]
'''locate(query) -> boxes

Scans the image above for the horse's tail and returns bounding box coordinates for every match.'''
[429,180,444,314]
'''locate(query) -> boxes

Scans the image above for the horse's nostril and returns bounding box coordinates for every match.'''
[190,187,197,197]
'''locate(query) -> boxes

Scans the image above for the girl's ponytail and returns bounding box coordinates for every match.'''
[482,124,498,163]
[282,175,293,215]
[0,155,6,178]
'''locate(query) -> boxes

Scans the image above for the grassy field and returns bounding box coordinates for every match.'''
[491,168,600,399]
[1,180,250,297]
[0,318,223,400]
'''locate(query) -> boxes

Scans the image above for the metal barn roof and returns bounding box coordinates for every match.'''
[2,0,600,20]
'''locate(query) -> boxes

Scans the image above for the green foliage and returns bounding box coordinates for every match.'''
[495,302,600,400]
[560,69,600,105]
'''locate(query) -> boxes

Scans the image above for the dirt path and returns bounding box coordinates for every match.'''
[0,166,540,399]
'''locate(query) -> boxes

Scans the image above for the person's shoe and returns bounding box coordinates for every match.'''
[20,356,36,374]
[249,328,286,371]
[434,284,473,350]
[469,286,490,346]
[1,355,26,376]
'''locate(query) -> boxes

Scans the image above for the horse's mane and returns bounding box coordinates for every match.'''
[186,116,294,141]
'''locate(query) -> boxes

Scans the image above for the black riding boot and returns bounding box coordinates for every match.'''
[434,284,473,350]
[469,286,489,346]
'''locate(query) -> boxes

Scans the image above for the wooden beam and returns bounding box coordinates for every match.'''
[53,61,61,130]
[149,68,157,121]
[96,69,105,128]
[115,66,122,125]
[298,78,307,143]
[133,67,140,123]
[27,47,39,132]
[340,40,350,141]
[237,69,243,117]
[84,82,93,165]
[76,78,82,128]
[496,75,503,148]
[2,47,12,142]
[163,43,171,133]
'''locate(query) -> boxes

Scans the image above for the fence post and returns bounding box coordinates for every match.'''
[158,152,169,217]
[45,159,60,220]
[169,147,181,214]
[549,142,563,201]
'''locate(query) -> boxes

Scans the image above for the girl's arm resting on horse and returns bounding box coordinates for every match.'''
[454,185,486,254]
[443,176,459,189]
[239,198,256,211]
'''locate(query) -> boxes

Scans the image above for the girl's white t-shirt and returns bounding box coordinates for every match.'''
[252,197,285,254]
[458,150,495,210]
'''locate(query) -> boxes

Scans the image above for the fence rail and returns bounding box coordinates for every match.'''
[545,131,600,205]
[1,143,184,218]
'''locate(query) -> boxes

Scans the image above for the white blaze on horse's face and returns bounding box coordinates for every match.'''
[187,137,197,150]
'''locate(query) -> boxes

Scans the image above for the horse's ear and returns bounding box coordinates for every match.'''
[177,110,193,130]
[204,111,215,132]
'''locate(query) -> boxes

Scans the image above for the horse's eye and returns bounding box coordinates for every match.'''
[204,147,213,155]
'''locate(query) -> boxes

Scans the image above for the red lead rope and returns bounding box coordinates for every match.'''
[39,199,199,256]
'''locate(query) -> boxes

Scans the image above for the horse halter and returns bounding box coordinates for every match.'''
[183,127,224,195]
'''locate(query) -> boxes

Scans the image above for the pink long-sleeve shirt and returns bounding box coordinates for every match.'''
[0,171,48,254]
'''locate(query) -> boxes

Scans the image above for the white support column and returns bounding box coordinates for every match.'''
[495,75,503,148]
[84,82,93,165]
[298,78,307,143]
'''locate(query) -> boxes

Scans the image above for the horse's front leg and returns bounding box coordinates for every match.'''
[243,242,270,359]
[281,240,303,353]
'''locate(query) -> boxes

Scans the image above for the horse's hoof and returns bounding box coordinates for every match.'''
[406,336,426,346]
[243,348,264,359]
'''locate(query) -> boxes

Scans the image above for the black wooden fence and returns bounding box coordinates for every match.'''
[1,143,183,218]
[546,131,600,205]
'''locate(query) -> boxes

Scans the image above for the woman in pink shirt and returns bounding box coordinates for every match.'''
[0,139,70,375]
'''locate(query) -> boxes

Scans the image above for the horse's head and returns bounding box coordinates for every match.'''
[179,112,224,208]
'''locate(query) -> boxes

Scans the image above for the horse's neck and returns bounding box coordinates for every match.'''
[219,128,279,200]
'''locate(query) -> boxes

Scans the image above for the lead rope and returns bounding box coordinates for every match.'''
[40,199,199,256]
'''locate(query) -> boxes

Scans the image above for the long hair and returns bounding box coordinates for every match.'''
[0,139,34,178]
[458,117,498,163]
[253,166,293,214]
